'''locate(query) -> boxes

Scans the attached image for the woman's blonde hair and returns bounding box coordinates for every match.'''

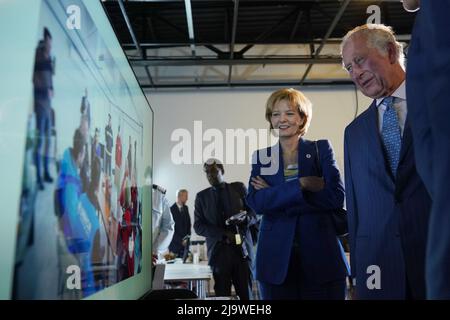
[265,88,312,136]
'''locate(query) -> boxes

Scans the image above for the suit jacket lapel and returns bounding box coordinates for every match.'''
[399,117,413,165]
[272,142,286,185]
[224,183,233,217]
[208,188,223,222]
[297,138,315,177]
[180,205,187,226]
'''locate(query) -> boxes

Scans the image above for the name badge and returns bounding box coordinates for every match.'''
[235,234,242,245]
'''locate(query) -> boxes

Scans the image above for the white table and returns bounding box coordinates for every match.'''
[164,263,212,299]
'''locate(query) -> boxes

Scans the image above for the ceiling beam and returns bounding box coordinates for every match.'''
[140,79,354,89]
[289,9,304,41]
[121,36,411,49]
[130,56,343,67]
[152,13,187,38]
[224,7,230,43]
[305,8,315,56]
[146,16,157,42]
[314,2,352,33]
[238,7,300,56]
[184,0,196,56]
[228,0,239,85]
[110,1,319,9]
[144,66,155,88]
[299,0,351,85]
[117,0,142,57]
[204,45,225,56]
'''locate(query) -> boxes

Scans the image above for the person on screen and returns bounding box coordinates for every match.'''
[91,128,101,167]
[79,156,104,295]
[55,128,98,296]
[79,88,92,194]
[33,27,55,190]
[132,184,142,275]
[127,135,132,178]
[115,125,122,191]
[117,150,134,280]
[132,179,142,276]
[133,140,137,184]
[105,114,113,176]
[194,159,257,300]
[117,139,144,279]
[56,128,85,239]
[80,88,91,128]
[131,140,141,274]
[79,100,91,194]
[130,140,139,232]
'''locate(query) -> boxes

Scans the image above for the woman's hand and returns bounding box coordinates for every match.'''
[251,176,270,190]
[299,176,325,192]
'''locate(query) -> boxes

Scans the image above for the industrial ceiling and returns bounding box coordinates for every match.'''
[102,0,416,89]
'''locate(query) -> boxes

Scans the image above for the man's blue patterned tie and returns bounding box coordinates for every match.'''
[381,96,402,177]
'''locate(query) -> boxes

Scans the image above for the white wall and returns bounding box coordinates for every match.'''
[146,87,372,239]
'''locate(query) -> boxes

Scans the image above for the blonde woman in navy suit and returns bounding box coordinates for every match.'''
[247,88,348,300]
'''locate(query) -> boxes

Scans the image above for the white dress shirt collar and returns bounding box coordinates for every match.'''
[376,80,407,107]
[374,80,408,136]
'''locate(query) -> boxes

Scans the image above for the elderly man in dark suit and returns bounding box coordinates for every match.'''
[194,159,257,300]
[341,24,431,299]
[169,189,191,261]
[403,0,450,299]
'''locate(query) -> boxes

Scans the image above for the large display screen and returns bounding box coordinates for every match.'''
[0,0,153,299]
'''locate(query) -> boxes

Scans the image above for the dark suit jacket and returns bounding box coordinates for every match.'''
[169,203,191,254]
[344,101,431,299]
[407,2,450,299]
[247,138,348,286]
[194,182,256,267]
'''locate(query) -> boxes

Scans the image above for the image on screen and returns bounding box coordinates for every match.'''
[8,0,153,299]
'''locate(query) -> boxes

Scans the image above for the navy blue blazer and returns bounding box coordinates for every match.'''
[344,101,431,299]
[247,138,348,286]
[407,2,450,299]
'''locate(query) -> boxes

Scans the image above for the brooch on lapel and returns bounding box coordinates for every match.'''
[306,153,311,159]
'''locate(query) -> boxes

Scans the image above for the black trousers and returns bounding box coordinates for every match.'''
[211,244,252,300]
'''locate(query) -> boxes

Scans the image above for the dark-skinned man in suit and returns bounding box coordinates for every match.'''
[194,158,257,300]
